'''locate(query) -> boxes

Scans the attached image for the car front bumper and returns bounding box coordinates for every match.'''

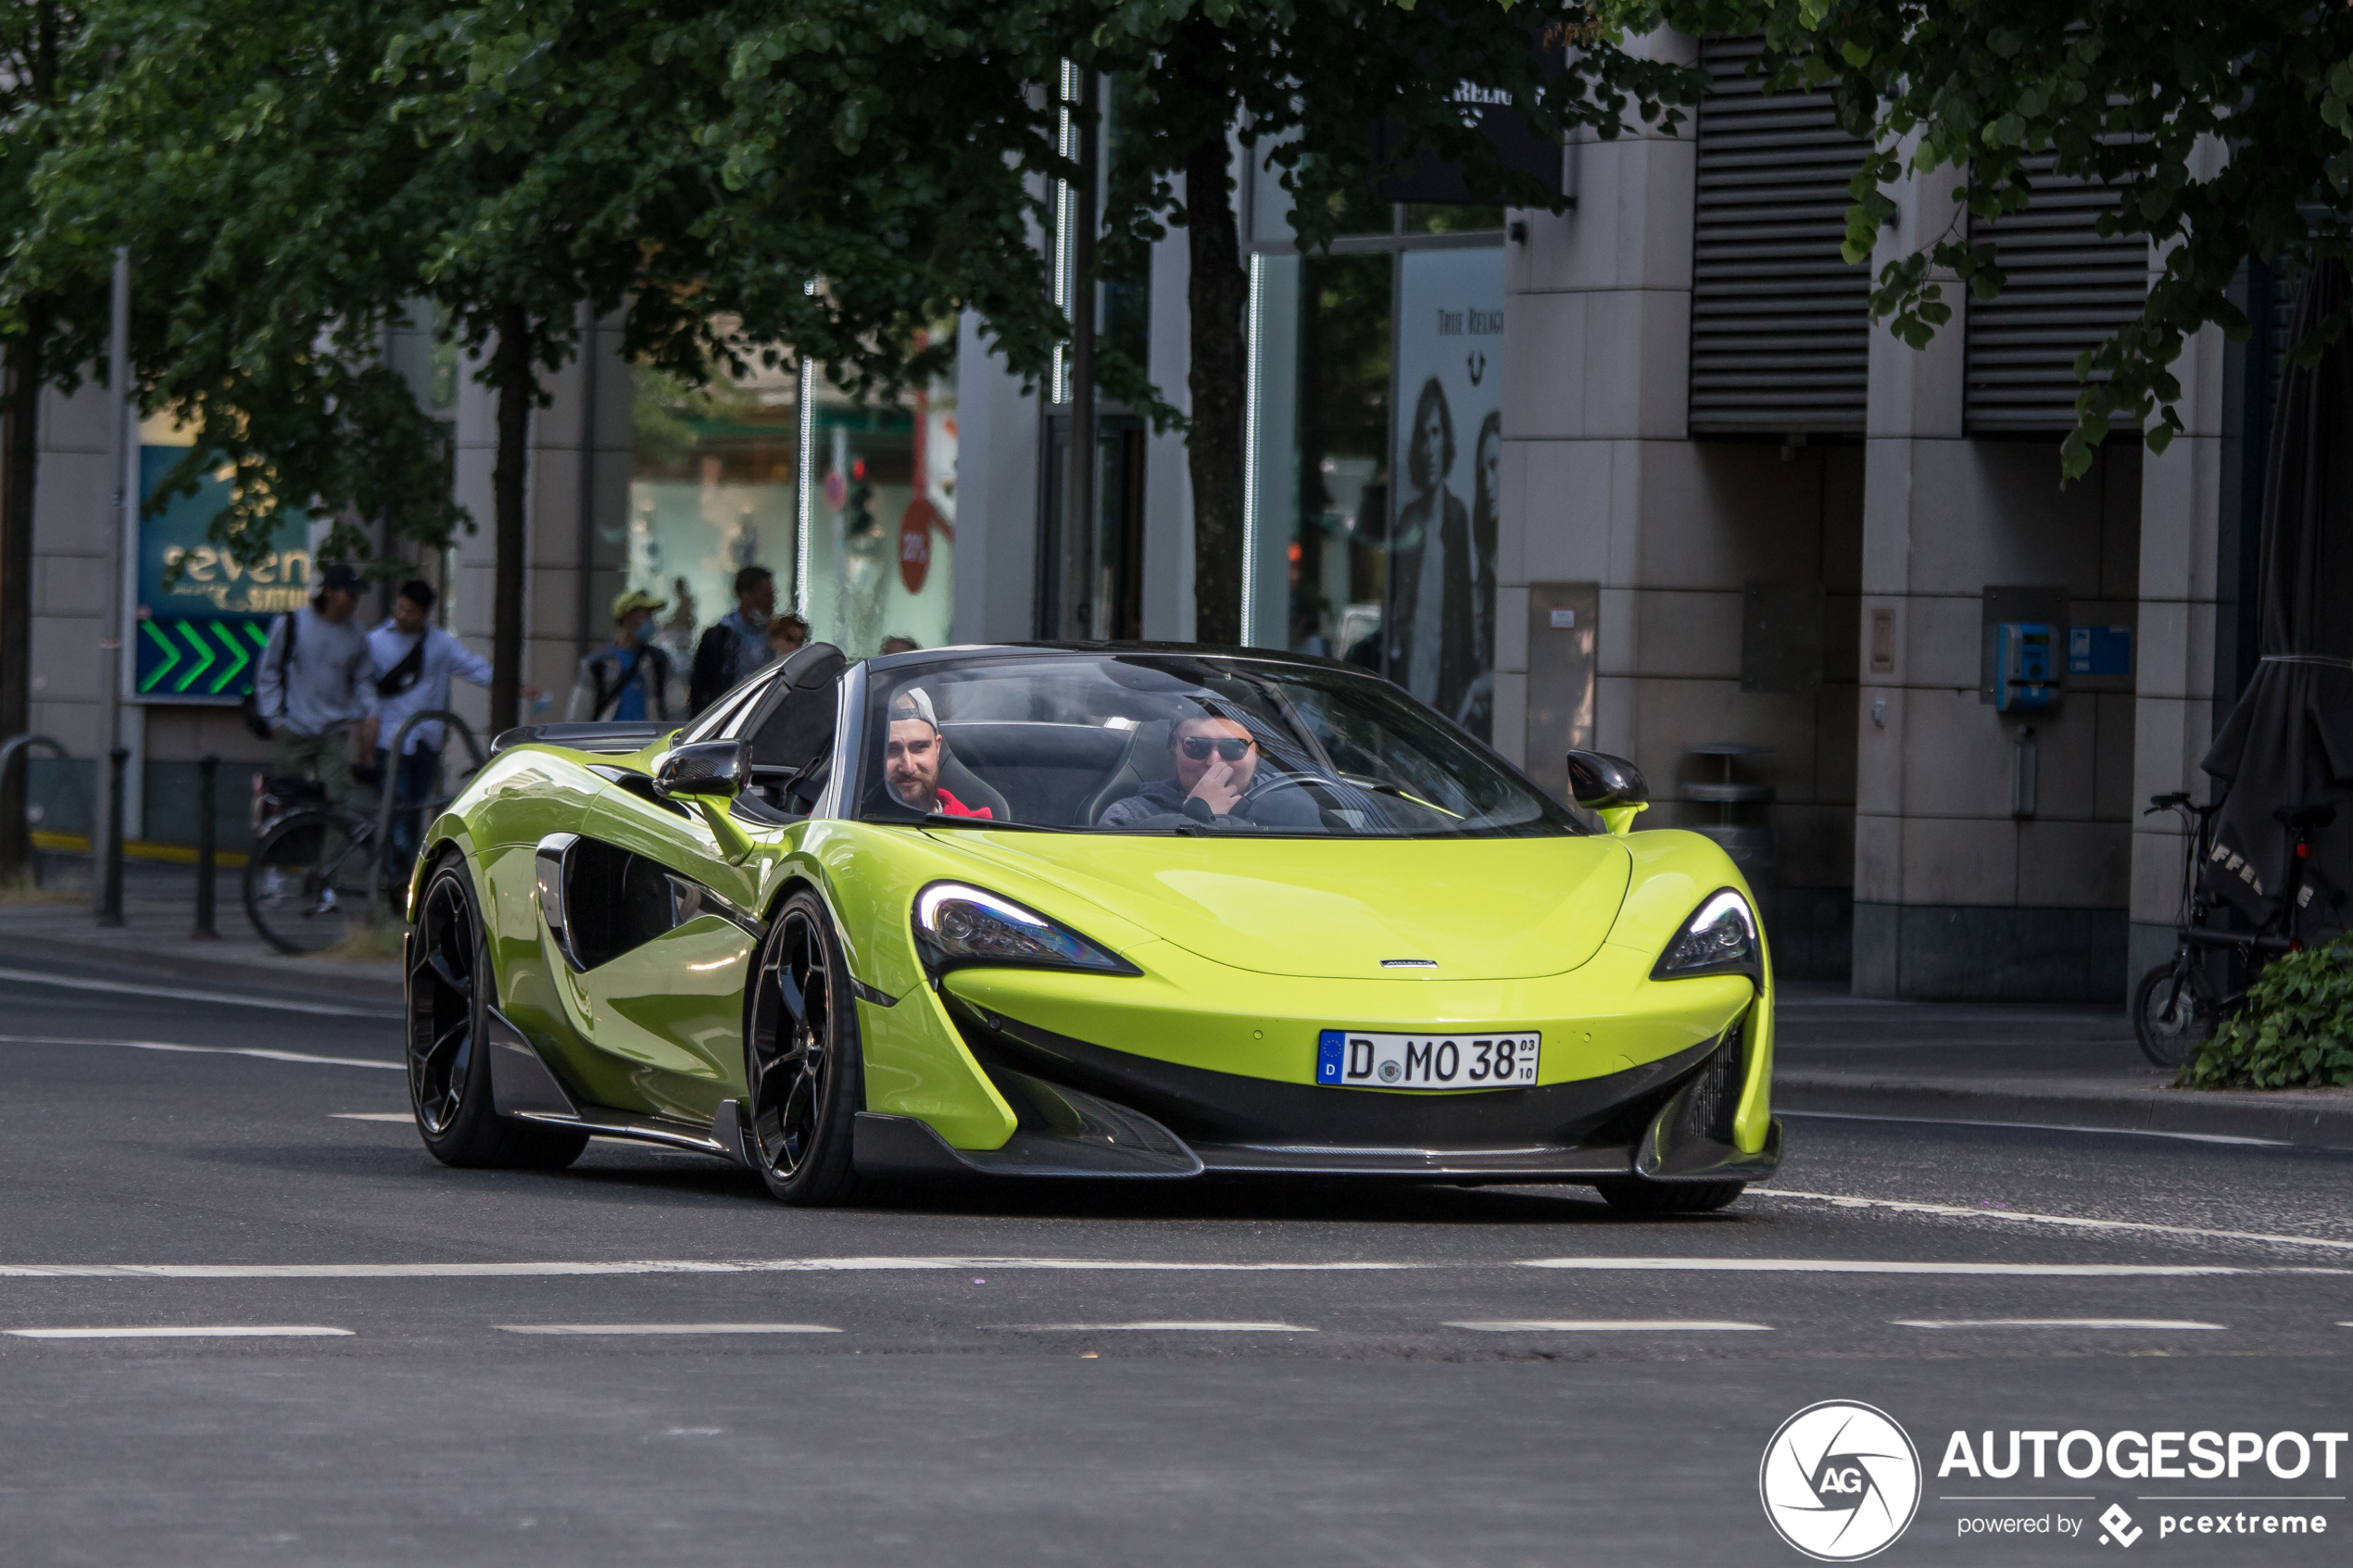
[853,991,1780,1186]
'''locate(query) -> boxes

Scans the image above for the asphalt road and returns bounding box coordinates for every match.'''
[2,961,2349,1566]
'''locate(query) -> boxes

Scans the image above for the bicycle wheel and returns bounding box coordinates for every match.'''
[2132,959,2218,1068]
[245,809,376,955]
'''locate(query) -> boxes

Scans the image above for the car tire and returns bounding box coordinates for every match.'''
[1595,1178,1745,1215]
[744,890,865,1207]
[407,856,588,1172]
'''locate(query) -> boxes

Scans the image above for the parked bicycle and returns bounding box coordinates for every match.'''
[244,796,384,954]
[243,709,489,954]
[2132,792,2337,1066]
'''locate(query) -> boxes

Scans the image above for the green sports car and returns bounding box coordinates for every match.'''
[403,641,1780,1210]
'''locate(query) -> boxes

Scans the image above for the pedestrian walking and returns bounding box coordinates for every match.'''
[765,611,811,666]
[689,565,775,714]
[570,589,674,722]
[369,580,497,872]
[252,562,379,805]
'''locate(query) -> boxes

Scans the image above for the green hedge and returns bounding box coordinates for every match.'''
[2182,937,2353,1089]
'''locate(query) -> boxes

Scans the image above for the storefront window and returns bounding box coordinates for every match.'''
[1291,254,1392,666]
[629,358,799,697]
[1248,213,1504,739]
[801,355,957,658]
[627,338,955,687]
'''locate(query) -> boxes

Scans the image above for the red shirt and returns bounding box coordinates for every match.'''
[934,788,992,820]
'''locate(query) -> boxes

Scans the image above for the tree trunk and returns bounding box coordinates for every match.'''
[1185,130,1247,646]
[0,308,46,880]
[489,304,533,735]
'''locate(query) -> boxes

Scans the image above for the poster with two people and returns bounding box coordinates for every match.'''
[1387,248,1504,743]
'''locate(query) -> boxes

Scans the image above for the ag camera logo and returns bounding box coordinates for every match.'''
[1760,1400,1922,1561]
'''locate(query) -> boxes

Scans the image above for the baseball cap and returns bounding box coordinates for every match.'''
[886,686,939,731]
[316,562,363,595]
[610,587,667,621]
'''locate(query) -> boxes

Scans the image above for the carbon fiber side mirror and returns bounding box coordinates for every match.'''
[653,739,750,800]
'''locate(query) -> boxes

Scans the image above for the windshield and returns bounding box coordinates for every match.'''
[856,652,1580,838]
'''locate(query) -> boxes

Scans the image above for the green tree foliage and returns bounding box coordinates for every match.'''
[1668,0,2353,478]
[19,0,469,564]
[2184,938,2353,1089]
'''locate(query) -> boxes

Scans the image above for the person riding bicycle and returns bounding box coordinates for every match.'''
[253,562,379,807]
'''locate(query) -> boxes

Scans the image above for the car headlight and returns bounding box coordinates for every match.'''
[912,883,1139,979]
[1652,889,1762,983]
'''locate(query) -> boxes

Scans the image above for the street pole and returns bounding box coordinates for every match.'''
[95,246,129,927]
[192,753,218,939]
[1062,69,1100,641]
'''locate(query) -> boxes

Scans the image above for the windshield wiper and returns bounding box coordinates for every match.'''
[916,814,1071,833]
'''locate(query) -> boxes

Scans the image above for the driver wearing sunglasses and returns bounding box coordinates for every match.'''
[1096,712,1316,830]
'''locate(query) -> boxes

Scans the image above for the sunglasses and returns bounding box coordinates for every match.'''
[1178,735,1253,761]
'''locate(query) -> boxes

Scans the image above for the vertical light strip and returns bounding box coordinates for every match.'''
[1238,252,1265,647]
[795,353,815,620]
[1049,59,1079,406]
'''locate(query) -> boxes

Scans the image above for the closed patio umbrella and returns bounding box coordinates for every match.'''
[2200,257,2353,941]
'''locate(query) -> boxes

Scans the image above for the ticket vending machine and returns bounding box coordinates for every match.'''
[1992,621,2060,713]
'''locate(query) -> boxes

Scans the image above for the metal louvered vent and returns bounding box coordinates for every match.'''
[1964,157,2150,433]
[1689,35,1871,435]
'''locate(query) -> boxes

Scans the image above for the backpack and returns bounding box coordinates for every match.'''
[240,612,296,741]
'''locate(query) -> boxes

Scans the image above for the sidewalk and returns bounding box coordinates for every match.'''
[1773,980,2353,1147]
[0,853,403,1008]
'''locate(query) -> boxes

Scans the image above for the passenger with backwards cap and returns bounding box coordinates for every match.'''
[882,687,992,819]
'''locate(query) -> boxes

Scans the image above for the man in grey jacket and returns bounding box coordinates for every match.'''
[253,562,379,805]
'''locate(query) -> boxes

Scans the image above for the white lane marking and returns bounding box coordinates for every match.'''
[0,1253,2331,1283]
[1001,1322,1315,1333]
[1448,1319,1771,1333]
[0,967,396,1019]
[0,1035,400,1072]
[1519,1258,2246,1276]
[0,1257,1423,1279]
[7,1325,352,1339]
[1893,1318,2225,1330]
[333,1112,415,1123]
[497,1323,841,1336]
[1780,1109,2288,1148]
[1757,1188,2353,1254]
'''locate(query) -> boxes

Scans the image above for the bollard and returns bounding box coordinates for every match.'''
[193,754,219,939]
[98,746,128,928]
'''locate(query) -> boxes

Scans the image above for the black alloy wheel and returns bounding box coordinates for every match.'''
[405,857,586,1171]
[2133,959,2218,1069]
[745,890,863,1205]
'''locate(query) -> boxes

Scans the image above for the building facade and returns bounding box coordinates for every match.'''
[952,37,2274,1001]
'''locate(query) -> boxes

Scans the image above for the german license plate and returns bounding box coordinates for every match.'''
[1316,1030,1541,1090]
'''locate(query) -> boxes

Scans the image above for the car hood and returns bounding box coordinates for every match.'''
[925,831,1633,982]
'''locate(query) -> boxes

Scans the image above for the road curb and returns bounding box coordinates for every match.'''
[1776,1069,2353,1148]
[0,932,404,1010]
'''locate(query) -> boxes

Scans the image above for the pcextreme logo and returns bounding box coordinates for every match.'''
[1760,1400,1924,1562]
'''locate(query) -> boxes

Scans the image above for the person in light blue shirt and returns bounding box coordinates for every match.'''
[369,580,495,872]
